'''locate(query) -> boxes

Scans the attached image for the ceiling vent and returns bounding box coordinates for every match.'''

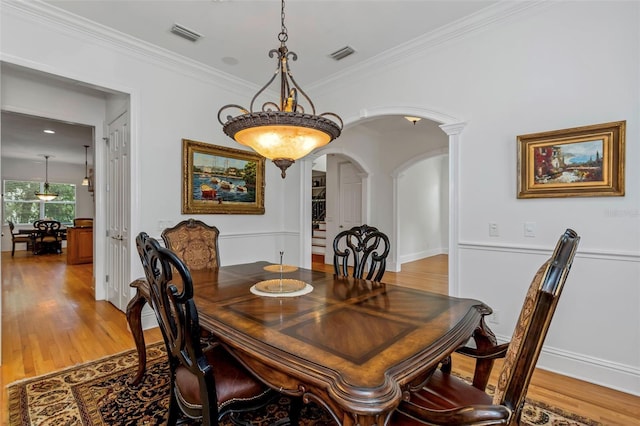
[170,24,202,42]
[329,46,356,61]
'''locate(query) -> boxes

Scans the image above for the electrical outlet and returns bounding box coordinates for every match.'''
[488,310,500,324]
[489,222,499,237]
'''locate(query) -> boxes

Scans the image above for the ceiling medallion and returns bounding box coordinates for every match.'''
[217,0,342,178]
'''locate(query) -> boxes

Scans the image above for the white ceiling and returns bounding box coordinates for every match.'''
[44,0,498,86]
[2,0,499,165]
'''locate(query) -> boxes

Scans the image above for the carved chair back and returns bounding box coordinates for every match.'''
[333,224,390,282]
[34,220,61,241]
[161,219,220,270]
[393,229,580,426]
[491,229,579,418]
[136,232,273,425]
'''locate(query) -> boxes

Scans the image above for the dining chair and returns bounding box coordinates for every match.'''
[390,228,580,426]
[161,219,220,270]
[135,232,277,426]
[333,224,390,282]
[8,221,33,256]
[33,219,63,254]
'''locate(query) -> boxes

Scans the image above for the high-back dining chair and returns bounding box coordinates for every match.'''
[8,221,33,256]
[391,228,580,426]
[161,219,220,270]
[135,232,275,426]
[333,224,390,282]
[33,219,63,254]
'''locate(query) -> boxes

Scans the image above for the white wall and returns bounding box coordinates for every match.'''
[1,0,638,395]
[398,154,448,263]
[310,2,639,394]
[0,0,296,275]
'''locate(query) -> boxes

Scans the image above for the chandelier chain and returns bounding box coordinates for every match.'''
[278,0,288,43]
[217,0,342,178]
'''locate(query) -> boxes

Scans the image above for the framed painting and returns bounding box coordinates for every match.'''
[182,139,265,214]
[517,121,625,198]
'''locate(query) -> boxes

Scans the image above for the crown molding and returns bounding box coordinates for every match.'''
[309,0,551,92]
[1,0,259,97]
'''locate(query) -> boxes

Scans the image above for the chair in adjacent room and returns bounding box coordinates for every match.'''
[33,219,63,254]
[333,224,390,282]
[390,228,580,426]
[161,219,220,270]
[8,221,33,256]
[136,232,276,426]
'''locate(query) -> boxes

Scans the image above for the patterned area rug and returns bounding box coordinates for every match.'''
[7,343,600,426]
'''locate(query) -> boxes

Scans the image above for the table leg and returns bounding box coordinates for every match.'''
[126,281,149,385]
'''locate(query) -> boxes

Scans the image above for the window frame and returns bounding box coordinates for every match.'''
[3,179,77,226]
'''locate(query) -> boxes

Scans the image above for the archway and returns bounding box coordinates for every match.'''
[302,107,466,295]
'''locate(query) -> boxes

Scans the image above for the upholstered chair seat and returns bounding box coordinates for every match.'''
[391,229,580,426]
[8,221,33,256]
[174,344,271,413]
[136,232,277,425]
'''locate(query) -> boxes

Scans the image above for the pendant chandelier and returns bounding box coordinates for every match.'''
[217,0,342,178]
[35,155,58,201]
[82,145,90,186]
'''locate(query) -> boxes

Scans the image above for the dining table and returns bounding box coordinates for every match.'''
[126,261,497,426]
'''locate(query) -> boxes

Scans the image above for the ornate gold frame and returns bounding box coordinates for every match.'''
[182,139,265,214]
[517,121,625,198]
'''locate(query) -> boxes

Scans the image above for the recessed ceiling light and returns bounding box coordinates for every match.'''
[43,129,55,134]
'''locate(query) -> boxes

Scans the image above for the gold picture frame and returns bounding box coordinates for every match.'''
[517,121,625,198]
[182,139,265,214]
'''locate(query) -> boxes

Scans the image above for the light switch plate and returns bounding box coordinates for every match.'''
[524,222,536,237]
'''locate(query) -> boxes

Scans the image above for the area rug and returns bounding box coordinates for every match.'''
[7,343,600,426]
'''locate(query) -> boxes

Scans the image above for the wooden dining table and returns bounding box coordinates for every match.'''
[126,261,497,426]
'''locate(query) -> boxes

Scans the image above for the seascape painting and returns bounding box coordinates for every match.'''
[182,139,265,214]
[192,152,256,203]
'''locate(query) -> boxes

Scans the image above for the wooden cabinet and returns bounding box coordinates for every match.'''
[66,226,93,265]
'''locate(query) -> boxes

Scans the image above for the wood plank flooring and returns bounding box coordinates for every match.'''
[1,252,638,425]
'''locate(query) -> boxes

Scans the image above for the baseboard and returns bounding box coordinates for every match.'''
[141,308,158,331]
[398,248,447,265]
[538,345,640,397]
[493,332,640,397]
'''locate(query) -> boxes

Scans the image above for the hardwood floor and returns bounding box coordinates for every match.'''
[1,252,638,425]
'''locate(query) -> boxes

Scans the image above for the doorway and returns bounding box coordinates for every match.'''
[0,62,134,361]
[307,113,457,280]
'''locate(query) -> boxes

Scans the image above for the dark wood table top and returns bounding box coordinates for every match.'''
[188,261,492,426]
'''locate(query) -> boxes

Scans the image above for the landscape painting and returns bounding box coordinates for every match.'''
[182,139,265,214]
[533,139,604,185]
[517,121,625,198]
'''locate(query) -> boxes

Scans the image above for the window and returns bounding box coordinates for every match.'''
[3,180,76,225]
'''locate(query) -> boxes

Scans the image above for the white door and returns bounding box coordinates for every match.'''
[338,161,362,231]
[105,111,130,312]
